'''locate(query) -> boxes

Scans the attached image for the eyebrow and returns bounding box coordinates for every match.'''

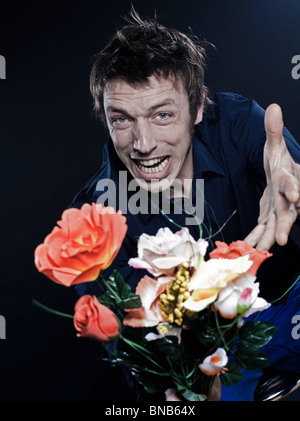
[148,100,176,112]
[106,100,177,116]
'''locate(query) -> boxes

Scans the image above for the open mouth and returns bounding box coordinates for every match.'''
[134,156,170,174]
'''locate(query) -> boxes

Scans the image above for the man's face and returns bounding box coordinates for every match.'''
[103,75,203,192]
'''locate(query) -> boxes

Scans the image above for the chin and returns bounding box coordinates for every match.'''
[134,174,178,194]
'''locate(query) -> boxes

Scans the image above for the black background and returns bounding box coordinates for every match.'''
[1,0,300,401]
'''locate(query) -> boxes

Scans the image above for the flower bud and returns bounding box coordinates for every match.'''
[237,287,252,314]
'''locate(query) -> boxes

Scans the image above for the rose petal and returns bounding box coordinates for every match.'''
[183,289,219,312]
[210,241,272,276]
[34,203,127,286]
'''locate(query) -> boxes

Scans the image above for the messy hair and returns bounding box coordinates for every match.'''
[90,8,211,125]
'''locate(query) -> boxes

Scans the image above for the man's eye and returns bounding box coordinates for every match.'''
[158,113,169,119]
[155,113,173,124]
[114,117,127,123]
[112,116,129,128]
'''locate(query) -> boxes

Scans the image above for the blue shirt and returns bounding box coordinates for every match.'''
[71,92,300,303]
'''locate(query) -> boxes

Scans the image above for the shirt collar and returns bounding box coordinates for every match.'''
[192,125,225,179]
[192,98,225,178]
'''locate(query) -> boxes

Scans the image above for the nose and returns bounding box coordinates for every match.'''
[133,120,157,155]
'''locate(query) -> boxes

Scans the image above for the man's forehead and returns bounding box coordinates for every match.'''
[103,75,186,101]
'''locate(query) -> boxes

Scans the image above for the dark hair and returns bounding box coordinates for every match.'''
[90,8,211,125]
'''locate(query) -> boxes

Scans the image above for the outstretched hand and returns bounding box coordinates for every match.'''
[244,104,300,251]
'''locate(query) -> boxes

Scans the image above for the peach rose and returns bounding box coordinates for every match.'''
[74,295,120,342]
[123,275,171,327]
[34,203,127,286]
[209,240,272,276]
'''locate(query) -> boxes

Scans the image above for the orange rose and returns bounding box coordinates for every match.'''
[34,203,127,286]
[209,240,272,276]
[74,295,120,342]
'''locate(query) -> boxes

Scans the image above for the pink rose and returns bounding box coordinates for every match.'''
[74,295,120,342]
[34,203,127,286]
[209,241,272,276]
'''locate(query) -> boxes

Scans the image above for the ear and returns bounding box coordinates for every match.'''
[194,103,204,125]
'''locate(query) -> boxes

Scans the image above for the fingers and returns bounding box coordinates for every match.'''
[244,189,272,248]
[278,168,300,203]
[244,224,266,248]
[244,194,297,250]
[252,103,300,250]
[274,194,297,246]
[207,376,221,401]
[265,104,284,148]
[165,388,182,401]
[264,103,299,205]
[253,213,277,251]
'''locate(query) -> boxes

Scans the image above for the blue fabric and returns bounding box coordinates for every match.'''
[69,92,300,400]
[71,92,300,304]
[221,278,300,401]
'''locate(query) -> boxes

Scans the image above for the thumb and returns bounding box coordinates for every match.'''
[265,103,284,147]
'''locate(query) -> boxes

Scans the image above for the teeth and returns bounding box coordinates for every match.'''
[136,157,169,174]
[139,158,162,167]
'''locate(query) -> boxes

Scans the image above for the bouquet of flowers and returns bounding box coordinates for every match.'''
[34,203,276,401]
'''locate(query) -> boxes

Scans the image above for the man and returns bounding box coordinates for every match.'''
[71,10,300,400]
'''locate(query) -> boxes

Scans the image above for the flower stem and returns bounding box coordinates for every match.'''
[119,334,164,370]
[99,274,119,299]
[218,312,244,329]
[253,274,300,322]
[185,363,199,380]
[97,276,124,320]
[213,307,230,351]
[32,299,73,319]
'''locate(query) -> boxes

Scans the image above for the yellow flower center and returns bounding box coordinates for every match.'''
[159,262,191,327]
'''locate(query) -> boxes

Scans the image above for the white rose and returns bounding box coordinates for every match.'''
[129,227,208,276]
[214,273,271,319]
[183,254,253,313]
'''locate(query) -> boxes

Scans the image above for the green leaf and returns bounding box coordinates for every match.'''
[99,270,142,310]
[137,370,172,394]
[146,336,180,367]
[239,321,277,348]
[234,343,270,370]
[97,293,115,309]
[175,383,206,401]
[195,326,218,346]
[221,360,243,386]
[118,295,142,310]
[104,350,140,367]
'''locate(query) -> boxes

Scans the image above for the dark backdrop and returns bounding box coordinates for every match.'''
[1,0,300,401]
